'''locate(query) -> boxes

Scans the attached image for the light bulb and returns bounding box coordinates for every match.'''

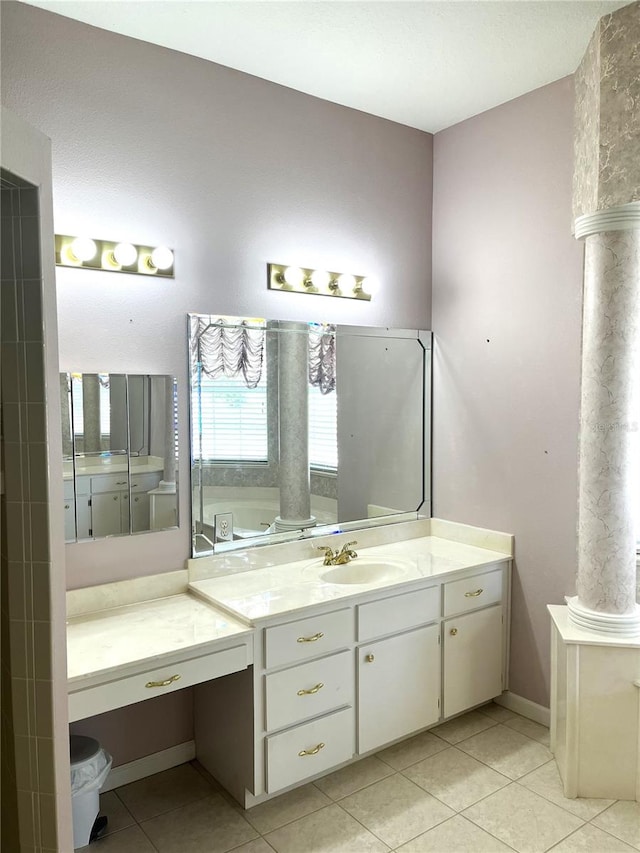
[360,276,378,296]
[338,273,356,291]
[113,242,137,266]
[70,237,97,262]
[150,246,174,270]
[310,270,330,289]
[283,266,304,287]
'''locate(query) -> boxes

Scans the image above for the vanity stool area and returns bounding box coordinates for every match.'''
[66,519,513,811]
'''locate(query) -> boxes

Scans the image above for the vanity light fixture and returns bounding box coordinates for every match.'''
[55,235,175,278]
[268,263,373,301]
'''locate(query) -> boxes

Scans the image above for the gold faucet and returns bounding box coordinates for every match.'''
[317,541,358,566]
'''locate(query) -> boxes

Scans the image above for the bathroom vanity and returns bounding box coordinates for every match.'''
[66,519,513,808]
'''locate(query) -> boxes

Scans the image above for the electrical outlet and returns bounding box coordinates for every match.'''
[214,512,233,543]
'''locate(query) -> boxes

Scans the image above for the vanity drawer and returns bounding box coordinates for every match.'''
[443,567,503,617]
[264,609,353,669]
[265,706,355,793]
[91,473,129,493]
[68,643,248,722]
[358,586,440,641]
[131,472,162,491]
[265,650,353,732]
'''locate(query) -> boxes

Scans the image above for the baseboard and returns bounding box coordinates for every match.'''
[495,691,550,727]
[102,741,196,792]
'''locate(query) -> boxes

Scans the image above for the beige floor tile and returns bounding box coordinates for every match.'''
[265,803,388,853]
[340,772,454,848]
[549,823,637,852]
[315,756,394,799]
[245,784,331,834]
[395,814,513,852]
[593,801,640,850]
[463,783,583,853]
[404,746,510,810]
[78,825,156,853]
[503,715,551,746]
[230,839,277,853]
[141,793,258,853]
[376,730,449,770]
[99,790,136,836]
[518,761,614,820]
[116,763,214,822]
[477,703,518,723]
[457,723,553,779]
[431,710,498,744]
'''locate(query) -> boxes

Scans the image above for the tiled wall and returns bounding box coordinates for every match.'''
[1,170,59,851]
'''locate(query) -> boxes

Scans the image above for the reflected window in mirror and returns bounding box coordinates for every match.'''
[189,315,431,556]
[62,372,179,542]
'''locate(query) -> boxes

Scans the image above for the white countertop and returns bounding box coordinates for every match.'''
[67,593,252,686]
[190,535,510,622]
[63,456,165,480]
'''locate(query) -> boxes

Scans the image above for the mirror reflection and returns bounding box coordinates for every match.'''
[62,373,179,542]
[189,316,431,555]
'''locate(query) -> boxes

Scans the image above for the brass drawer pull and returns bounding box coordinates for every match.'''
[365,654,375,663]
[297,632,324,643]
[297,682,324,696]
[464,588,483,598]
[298,742,325,757]
[450,628,458,636]
[145,674,181,689]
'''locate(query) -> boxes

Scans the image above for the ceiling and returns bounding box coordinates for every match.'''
[22,0,631,133]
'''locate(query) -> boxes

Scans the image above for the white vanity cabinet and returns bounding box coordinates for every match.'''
[67,471,162,539]
[193,558,510,809]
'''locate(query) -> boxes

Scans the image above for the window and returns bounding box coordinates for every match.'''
[192,370,268,463]
[71,373,111,437]
[309,385,337,471]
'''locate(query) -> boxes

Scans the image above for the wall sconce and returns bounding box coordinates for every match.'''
[267,263,374,301]
[55,235,175,278]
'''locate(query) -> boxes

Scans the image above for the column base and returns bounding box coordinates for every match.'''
[567,595,640,637]
[273,516,316,533]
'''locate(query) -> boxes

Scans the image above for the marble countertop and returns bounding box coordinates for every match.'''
[190,536,510,622]
[63,456,165,480]
[67,592,252,686]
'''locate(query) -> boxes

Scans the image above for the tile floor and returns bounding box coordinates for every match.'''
[80,703,640,853]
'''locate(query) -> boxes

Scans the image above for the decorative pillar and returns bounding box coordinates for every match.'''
[569,1,640,636]
[274,321,316,533]
[81,373,101,453]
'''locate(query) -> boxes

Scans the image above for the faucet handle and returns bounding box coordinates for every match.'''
[316,545,335,554]
[340,540,358,551]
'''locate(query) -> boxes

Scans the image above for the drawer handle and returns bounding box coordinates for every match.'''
[297,632,324,643]
[65,504,70,510]
[450,628,458,636]
[464,588,484,598]
[297,682,324,696]
[298,742,325,757]
[365,654,375,663]
[145,674,181,689]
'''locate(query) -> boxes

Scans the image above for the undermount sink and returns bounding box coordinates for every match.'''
[320,558,408,585]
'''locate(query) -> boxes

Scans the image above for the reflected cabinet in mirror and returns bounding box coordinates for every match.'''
[189,315,431,555]
[61,373,179,542]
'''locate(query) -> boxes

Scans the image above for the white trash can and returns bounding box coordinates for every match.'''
[70,735,112,849]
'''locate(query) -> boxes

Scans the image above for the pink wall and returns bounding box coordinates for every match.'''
[432,77,584,706]
[1,2,433,589]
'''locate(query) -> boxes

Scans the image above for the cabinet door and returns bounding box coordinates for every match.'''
[358,623,440,755]
[64,499,76,542]
[131,492,150,533]
[443,604,503,719]
[91,493,123,537]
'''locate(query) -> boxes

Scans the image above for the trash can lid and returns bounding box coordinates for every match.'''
[70,735,101,767]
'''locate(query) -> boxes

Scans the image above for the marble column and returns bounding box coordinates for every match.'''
[569,0,640,635]
[274,322,316,532]
[81,373,101,453]
[159,375,176,490]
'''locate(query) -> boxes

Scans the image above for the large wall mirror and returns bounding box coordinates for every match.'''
[189,315,431,555]
[61,372,179,542]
